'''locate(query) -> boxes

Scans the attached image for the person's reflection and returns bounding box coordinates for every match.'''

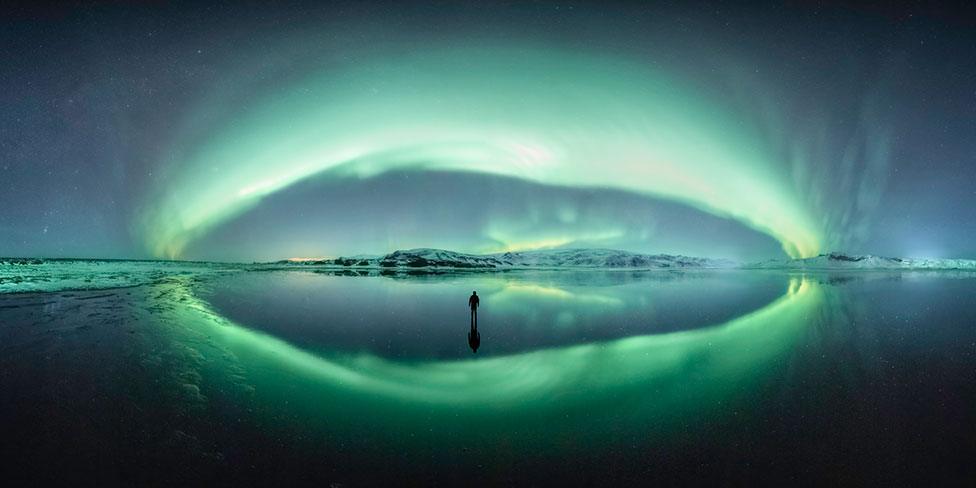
[468,291,481,353]
[468,319,481,353]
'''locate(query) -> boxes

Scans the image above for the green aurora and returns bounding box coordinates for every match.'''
[140,46,825,260]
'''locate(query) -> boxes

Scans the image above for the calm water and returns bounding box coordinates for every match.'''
[202,270,786,359]
[1,266,974,485]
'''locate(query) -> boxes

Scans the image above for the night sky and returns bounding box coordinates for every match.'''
[2,1,974,262]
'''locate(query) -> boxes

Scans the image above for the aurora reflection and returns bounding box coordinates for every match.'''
[183,272,821,416]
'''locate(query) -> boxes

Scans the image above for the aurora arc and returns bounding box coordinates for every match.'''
[141,46,823,258]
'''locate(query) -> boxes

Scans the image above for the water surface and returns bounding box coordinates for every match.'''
[0,264,973,485]
[201,269,785,358]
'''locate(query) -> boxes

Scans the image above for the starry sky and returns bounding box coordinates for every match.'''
[1,1,974,261]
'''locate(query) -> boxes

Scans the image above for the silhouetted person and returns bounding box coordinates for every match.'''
[468,291,480,327]
[468,291,481,353]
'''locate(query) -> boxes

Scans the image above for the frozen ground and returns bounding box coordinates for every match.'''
[0,258,242,294]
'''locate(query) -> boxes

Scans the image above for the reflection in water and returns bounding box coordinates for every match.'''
[469,290,481,352]
[143,273,838,485]
[7,268,974,484]
[204,269,787,358]
[490,282,625,307]
[468,319,481,353]
[177,275,821,429]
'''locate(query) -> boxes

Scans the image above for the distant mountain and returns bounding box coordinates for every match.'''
[278,248,738,269]
[486,248,737,269]
[378,249,508,268]
[748,252,976,270]
[4,251,974,271]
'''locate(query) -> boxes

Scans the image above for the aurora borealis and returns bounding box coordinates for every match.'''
[3,1,975,261]
[141,45,823,259]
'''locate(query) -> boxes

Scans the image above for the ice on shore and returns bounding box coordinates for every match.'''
[4,249,976,295]
[0,259,236,294]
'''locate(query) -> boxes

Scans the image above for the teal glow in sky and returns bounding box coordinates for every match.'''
[140,46,824,259]
[7,2,976,261]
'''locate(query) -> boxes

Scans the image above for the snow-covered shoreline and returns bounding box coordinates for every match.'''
[747,252,976,270]
[4,249,976,295]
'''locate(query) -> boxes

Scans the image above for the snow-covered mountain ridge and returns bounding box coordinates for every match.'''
[279,249,976,270]
[279,248,738,269]
[748,252,976,270]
